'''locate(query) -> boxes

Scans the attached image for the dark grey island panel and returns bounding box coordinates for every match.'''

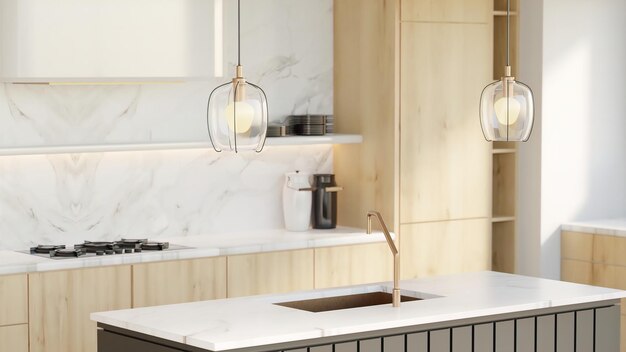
[97,302,621,352]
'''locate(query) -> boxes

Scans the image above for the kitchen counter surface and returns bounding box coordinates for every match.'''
[91,271,626,351]
[562,217,626,237]
[0,227,391,275]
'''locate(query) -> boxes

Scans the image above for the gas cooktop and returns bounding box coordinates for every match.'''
[26,239,189,259]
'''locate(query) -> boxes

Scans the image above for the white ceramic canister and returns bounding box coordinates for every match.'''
[283,171,312,231]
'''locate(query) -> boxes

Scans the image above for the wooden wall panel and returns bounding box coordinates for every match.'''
[402,0,491,23]
[399,21,492,224]
[132,257,227,308]
[227,250,314,298]
[401,218,491,279]
[0,324,28,352]
[314,243,393,289]
[0,274,27,326]
[334,0,399,230]
[29,266,132,352]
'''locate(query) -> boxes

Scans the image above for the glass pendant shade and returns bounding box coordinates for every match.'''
[208,76,268,152]
[480,77,534,141]
[206,0,268,153]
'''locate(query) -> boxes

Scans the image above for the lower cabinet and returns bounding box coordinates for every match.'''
[0,324,29,352]
[0,274,28,326]
[561,230,626,351]
[132,257,227,308]
[28,266,132,352]
[314,243,393,289]
[227,249,315,298]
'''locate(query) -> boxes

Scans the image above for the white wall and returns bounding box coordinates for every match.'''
[517,0,626,279]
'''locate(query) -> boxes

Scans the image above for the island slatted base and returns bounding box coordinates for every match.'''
[97,301,621,352]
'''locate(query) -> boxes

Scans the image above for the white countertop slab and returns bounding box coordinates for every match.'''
[0,227,389,275]
[91,271,626,351]
[562,217,626,237]
[0,250,53,276]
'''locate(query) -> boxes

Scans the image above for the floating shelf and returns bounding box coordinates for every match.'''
[493,148,517,155]
[492,216,516,223]
[0,134,363,157]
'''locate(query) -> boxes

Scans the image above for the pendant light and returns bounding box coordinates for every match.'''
[207,0,268,153]
[480,0,534,142]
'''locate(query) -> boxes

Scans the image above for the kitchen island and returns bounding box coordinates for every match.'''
[92,271,625,352]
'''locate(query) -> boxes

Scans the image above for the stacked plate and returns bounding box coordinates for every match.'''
[267,115,334,137]
[291,115,334,136]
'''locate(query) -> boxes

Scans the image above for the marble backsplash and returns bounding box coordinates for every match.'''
[0,0,333,249]
[0,146,332,250]
[0,0,333,148]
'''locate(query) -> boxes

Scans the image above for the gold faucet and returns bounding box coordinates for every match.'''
[366,211,401,307]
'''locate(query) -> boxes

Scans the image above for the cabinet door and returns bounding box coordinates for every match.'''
[401,0,491,23]
[29,266,132,352]
[132,257,227,308]
[401,219,491,279]
[0,324,28,352]
[400,21,491,224]
[314,243,393,289]
[0,274,27,326]
[227,250,314,297]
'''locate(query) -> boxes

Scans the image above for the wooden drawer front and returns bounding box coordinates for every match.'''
[133,257,227,308]
[227,250,314,298]
[29,266,132,352]
[0,324,28,352]
[314,243,393,289]
[0,274,27,326]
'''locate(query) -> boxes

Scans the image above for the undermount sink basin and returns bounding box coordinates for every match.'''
[275,291,421,313]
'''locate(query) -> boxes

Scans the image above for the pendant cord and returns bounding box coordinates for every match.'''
[237,0,241,66]
[506,0,510,67]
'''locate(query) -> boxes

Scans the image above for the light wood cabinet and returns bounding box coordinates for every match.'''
[335,0,493,280]
[399,21,491,224]
[0,324,28,352]
[0,274,28,326]
[227,249,314,298]
[561,230,626,350]
[132,257,227,308]
[401,218,491,279]
[402,0,491,23]
[29,266,132,352]
[314,243,393,289]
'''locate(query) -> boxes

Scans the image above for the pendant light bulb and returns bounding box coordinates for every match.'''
[225,100,254,133]
[494,96,521,126]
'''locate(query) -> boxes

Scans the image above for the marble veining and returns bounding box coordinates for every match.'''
[0,0,333,249]
[0,0,332,149]
[91,271,626,351]
[0,146,332,250]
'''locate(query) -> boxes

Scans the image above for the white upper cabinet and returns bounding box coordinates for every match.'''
[0,0,219,82]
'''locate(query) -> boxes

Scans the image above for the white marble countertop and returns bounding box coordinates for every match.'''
[562,217,626,237]
[91,271,626,351]
[0,227,391,276]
